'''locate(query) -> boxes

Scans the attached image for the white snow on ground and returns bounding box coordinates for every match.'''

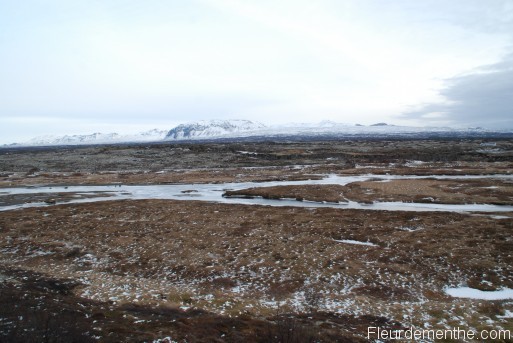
[489,215,511,219]
[405,160,426,167]
[497,310,513,318]
[445,287,513,300]
[333,239,378,247]
[153,337,179,343]
[396,226,423,232]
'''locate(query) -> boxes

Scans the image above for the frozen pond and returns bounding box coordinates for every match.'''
[1,173,513,213]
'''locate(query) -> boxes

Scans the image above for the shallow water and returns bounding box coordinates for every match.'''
[1,174,513,213]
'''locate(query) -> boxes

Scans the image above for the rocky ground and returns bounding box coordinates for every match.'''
[0,139,512,342]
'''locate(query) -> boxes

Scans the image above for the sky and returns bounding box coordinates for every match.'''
[1,0,512,143]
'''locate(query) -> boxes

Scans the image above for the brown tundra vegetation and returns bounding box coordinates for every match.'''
[0,139,512,342]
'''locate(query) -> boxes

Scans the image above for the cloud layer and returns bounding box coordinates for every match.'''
[402,53,513,128]
[1,0,512,142]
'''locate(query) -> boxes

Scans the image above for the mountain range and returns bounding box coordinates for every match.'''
[4,119,512,147]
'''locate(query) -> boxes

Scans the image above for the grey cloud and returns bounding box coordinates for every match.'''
[402,53,513,128]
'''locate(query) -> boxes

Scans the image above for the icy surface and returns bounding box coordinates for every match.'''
[2,174,513,213]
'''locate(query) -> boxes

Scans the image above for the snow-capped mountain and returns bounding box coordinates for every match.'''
[17,129,168,146]
[5,120,512,147]
[162,120,505,141]
[165,120,266,140]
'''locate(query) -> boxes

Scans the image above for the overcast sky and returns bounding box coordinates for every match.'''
[1,0,512,143]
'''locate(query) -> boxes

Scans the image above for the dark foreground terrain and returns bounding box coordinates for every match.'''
[1,139,512,342]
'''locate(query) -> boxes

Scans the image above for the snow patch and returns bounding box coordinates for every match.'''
[333,239,377,247]
[497,310,513,318]
[445,287,513,300]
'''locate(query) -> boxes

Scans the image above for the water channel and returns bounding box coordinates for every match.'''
[1,174,512,213]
